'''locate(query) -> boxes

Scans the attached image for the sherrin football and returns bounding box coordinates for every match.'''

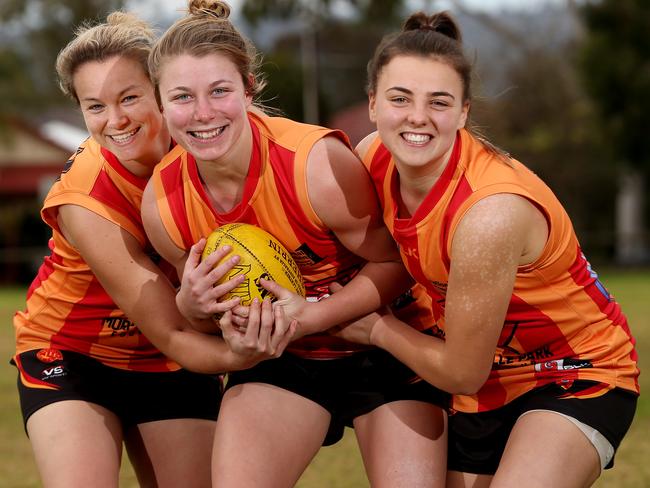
[201,223,306,305]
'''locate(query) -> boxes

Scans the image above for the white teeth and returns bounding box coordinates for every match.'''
[109,128,138,143]
[402,133,431,145]
[190,126,225,139]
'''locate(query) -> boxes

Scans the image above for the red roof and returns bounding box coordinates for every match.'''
[0,118,72,195]
[327,101,375,147]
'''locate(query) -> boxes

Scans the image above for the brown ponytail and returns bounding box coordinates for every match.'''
[367,11,510,161]
[366,11,468,100]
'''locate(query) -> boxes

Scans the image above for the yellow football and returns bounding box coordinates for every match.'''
[201,223,306,305]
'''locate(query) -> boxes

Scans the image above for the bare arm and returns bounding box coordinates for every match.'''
[141,180,244,332]
[354,131,378,161]
[140,181,187,275]
[335,193,548,394]
[289,136,413,333]
[59,204,292,373]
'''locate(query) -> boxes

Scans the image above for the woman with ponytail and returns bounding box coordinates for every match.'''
[143,1,451,486]
[13,11,294,487]
[334,10,640,487]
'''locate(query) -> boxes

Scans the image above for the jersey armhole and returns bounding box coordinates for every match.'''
[293,129,350,231]
[445,185,553,271]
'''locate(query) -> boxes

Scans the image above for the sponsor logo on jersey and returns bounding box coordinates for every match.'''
[583,253,613,301]
[292,243,323,266]
[402,246,419,259]
[103,317,141,337]
[57,145,85,180]
[36,348,63,363]
[430,280,447,295]
[495,345,554,368]
[534,358,594,372]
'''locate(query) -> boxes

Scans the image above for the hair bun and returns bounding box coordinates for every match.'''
[402,11,462,42]
[105,11,150,31]
[403,12,432,32]
[188,0,231,19]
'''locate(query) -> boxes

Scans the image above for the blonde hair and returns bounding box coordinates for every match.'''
[56,11,156,102]
[148,0,265,98]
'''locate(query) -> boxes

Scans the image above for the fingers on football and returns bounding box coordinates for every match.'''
[257,299,273,346]
[269,304,291,354]
[185,238,206,271]
[212,296,241,314]
[231,304,249,319]
[209,273,244,301]
[243,298,262,345]
[273,319,297,357]
[218,310,235,335]
[259,277,292,300]
[203,246,238,275]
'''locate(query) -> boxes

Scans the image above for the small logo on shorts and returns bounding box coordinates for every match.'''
[36,348,63,363]
[41,365,67,380]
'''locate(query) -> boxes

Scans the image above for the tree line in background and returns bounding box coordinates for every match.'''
[1,0,648,272]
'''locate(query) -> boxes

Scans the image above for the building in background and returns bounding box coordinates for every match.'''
[0,115,87,283]
[327,101,375,148]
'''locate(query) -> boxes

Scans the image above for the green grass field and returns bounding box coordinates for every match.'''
[1,268,647,487]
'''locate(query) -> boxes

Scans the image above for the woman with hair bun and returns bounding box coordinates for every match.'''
[334,10,640,487]
[143,1,451,486]
[12,10,293,487]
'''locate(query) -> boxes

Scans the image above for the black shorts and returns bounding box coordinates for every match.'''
[12,349,222,430]
[226,349,450,446]
[448,380,638,474]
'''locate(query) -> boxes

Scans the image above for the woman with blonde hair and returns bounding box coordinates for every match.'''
[13,11,293,487]
[143,1,450,486]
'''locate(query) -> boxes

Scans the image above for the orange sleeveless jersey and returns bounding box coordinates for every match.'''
[362,129,639,413]
[152,113,377,358]
[14,138,179,377]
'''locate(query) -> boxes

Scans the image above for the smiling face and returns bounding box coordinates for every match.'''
[74,55,166,172]
[369,55,469,178]
[157,52,252,166]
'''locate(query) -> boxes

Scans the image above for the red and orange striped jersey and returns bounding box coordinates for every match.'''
[14,138,178,372]
[151,113,371,358]
[362,129,639,413]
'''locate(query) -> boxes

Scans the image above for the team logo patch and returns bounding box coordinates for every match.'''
[36,348,63,363]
